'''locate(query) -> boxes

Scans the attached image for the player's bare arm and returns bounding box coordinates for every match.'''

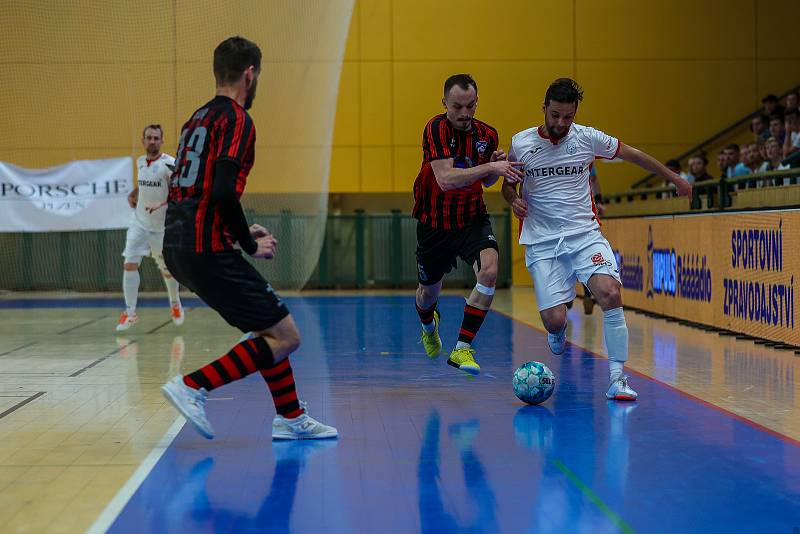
[431,157,524,191]
[501,179,528,218]
[127,187,138,209]
[617,142,693,197]
[482,149,508,188]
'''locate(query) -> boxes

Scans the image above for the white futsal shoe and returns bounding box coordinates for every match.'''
[272,401,338,440]
[547,324,567,355]
[606,375,638,401]
[116,311,138,332]
[171,303,185,326]
[161,375,215,439]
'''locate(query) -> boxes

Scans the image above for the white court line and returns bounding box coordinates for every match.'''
[87,416,186,534]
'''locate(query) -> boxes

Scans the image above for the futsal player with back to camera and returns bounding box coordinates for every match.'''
[160,36,336,440]
[413,74,525,374]
[116,124,184,332]
[502,78,692,400]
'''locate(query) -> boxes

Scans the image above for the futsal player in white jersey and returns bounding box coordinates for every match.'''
[502,79,691,400]
[117,124,184,331]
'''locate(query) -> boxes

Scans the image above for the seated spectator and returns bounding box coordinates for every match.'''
[786,91,799,110]
[728,143,752,178]
[758,137,790,184]
[687,154,714,184]
[762,94,785,118]
[715,149,727,179]
[768,114,786,145]
[745,141,764,172]
[750,114,771,142]
[783,107,800,159]
[723,143,741,177]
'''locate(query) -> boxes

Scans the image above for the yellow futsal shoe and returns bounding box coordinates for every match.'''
[447,347,480,375]
[420,310,442,358]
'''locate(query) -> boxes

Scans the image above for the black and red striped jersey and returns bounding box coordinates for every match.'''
[412,114,499,230]
[165,95,255,253]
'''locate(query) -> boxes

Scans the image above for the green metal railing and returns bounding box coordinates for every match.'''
[0,210,513,292]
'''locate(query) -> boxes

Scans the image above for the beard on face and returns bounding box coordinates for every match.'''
[244,77,258,110]
[546,122,568,140]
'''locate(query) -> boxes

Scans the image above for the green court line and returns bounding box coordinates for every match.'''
[552,458,636,534]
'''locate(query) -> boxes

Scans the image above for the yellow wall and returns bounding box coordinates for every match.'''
[331,0,800,196]
[1,0,797,199]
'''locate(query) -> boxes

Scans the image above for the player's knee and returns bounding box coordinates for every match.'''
[123,263,139,271]
[541,310,567,333]
[594,284,622,308]
[477,266,497,288]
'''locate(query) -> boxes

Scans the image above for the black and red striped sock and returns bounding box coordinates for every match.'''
[183,336,274,392]
[416,301,437,326]
[457,304,488,345]
[260,359,303,418]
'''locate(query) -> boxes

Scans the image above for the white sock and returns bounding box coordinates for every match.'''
[164,276,180,305]
[455,341,470,349]
[123,270,140,314]
[603,307,628,381]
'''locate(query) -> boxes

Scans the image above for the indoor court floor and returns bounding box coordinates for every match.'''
[0,289,798,533]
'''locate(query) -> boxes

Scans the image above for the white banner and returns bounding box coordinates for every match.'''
[0,158,134,232]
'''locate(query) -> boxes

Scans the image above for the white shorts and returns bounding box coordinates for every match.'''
[525,229,621,311]
[122,220,166,269]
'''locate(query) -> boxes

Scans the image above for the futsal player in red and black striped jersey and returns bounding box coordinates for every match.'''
[160,36,337,440]
[413,74,524,375]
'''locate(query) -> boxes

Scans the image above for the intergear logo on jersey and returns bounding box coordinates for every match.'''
[475,140,488,155]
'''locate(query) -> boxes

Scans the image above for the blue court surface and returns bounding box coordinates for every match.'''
[105,296,800,533]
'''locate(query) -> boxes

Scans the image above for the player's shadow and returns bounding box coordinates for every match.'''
[417,410,497,533]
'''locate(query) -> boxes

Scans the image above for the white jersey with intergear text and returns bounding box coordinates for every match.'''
[509,123,619,246]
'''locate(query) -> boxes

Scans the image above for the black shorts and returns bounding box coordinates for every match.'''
[415,214,499,286]
[163,248,290,333]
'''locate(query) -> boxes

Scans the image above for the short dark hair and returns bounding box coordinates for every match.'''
[665,159,681,170]
[213,36,262,86]
[689,153,708,165]
[762,94,779,103]
[769,113,784,123]
[785,107,799,118]
[443,74,477,99]
[544,78,584,107]
[142,124,163,138]
[724,143,740,152]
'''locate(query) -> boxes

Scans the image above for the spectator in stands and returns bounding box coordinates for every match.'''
[783,107,800,159]
[715,149,727,179]
[758,137,789,184]
[786,91,799,110]
[750,114,771,142]
[687,154,714,184]
[745,142,764,172]
[768,114,786,145]
[723,144,743,177]
[762,94,785,118]
[733,145,752,176]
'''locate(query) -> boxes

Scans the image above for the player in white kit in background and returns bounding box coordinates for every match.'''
[502,78,692,400]
[117,124,184,331]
